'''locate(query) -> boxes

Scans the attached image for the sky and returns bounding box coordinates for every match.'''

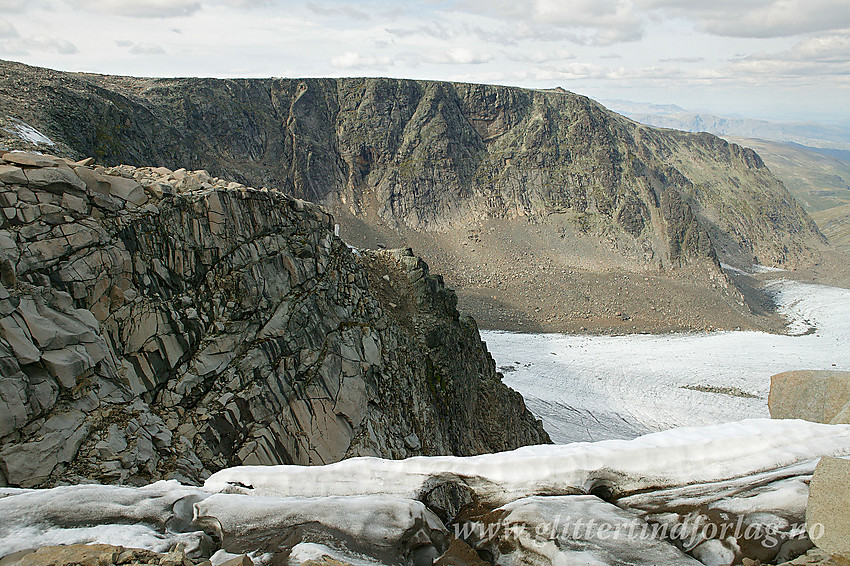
[0,0,848,123]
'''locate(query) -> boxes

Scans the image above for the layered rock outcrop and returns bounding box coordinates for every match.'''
[0,151,549,488]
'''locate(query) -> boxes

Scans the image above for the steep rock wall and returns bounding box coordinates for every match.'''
[0,151,549,488]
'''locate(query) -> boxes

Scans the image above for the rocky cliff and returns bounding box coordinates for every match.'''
[0,60,828,332]
[0,151,549,489]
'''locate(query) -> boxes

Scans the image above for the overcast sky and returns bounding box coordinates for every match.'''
[0,0,848,122]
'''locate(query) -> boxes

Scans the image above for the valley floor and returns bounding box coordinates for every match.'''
[483,278,850,444]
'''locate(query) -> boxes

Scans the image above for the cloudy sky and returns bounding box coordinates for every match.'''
[0,0,848,122]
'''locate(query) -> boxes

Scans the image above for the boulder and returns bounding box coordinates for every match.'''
[23,166,86,194]
[3,544,209,566]
[0,314,42,365]
[0,165,27,185]
[807,456,850,559]
[104,175,147,206]
[1,152,60,168]
[768,370,850,424]
[16,545,121,566]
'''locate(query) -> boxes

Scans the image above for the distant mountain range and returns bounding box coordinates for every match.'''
[602,99,850,151]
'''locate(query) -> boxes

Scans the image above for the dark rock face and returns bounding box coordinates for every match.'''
[0,60,824,270]
[0,153,549,488]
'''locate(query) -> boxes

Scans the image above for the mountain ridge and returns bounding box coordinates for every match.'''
[0,59,829,333]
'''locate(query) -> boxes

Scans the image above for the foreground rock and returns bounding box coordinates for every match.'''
[0,151,548,488]
[462,495,704,566]
[0,544,216,566]
[768,370,850,424]
[1,420,848,566]
[807,457,850,560]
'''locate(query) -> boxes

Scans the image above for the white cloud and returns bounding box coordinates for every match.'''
[783,33,850,63]
[386,22,455,40]
[639,0,850,38]
[428,47,493,65]
[306,2,369,20]
[453,0,646,46]
[452,0,850,46]
[130,43,166,54]
[330,51,393,68]
[0,0,29,12]
[0,0,846,122]
[0,18,19,38]
[714,32,850,85]
[26,35,79,54]
[64,0,272,18]
[506,49,575,63]
[69,0,202,18]
[659,56,705,63]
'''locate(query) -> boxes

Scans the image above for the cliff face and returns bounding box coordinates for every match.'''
[0,60,824,270]
[0,151,548,489]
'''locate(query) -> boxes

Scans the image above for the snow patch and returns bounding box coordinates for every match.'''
[288,543,387,566]
[3,117,54,146]
[752,264,786,273]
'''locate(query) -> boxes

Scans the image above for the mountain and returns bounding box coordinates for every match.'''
[0,152,548,488]
[0,60,828,333]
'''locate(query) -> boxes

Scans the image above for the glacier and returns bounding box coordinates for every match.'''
[483,280,850,443]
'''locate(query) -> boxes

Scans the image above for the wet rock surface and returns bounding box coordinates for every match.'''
[0,151,548,489]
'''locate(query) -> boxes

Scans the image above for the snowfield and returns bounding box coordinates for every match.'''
[2,117,55,146]
[483,280,850,443]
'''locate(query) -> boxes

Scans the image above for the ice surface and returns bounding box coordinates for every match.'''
[4,421,847,564]
[205,419,850,506]
[194,493,446,553]
[483,280,850,443]
[619,460,816,515]
[0,481,211,555]
[619,459,817,565]
[288,542,391,566]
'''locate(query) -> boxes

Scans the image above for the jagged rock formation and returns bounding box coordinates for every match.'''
[0,60,828,332]
[0,151,549,488]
